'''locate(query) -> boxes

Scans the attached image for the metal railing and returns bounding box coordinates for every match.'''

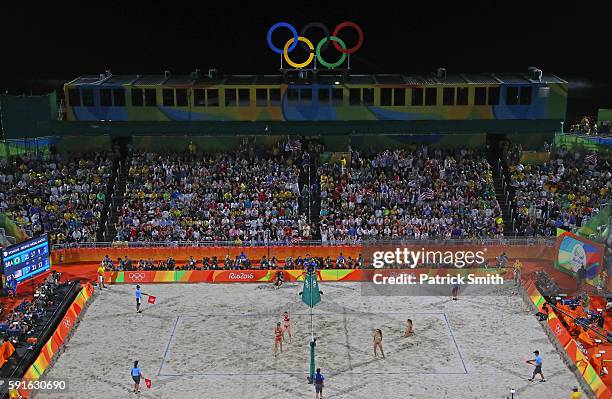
[51,236,555,251]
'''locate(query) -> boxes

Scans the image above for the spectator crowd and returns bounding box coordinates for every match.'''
[509,149,611,236]
[0,152,114,244]
[1,141,609,246]
[317,147,503,242]
[114,144,310,244]
[100,252,365,271]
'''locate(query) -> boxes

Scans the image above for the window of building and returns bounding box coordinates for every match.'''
[393,88,406,106]
[443,87,455,105]
[412,88,424,106]
[332,88,343,106]
[113,88,125,106]
[318,88,330,104]
[425,87,437,106]
[456,87,468,105]
[300,88,312,105]
[474,87,486,105]
[256,88,268,107]
[100,88,112,106]
[519,86,532,105]
[349,88,361,106]
[238,88,250,106]
[176,89,188,107]
[363,88,374,106]
[287,88,298,106]
[225,89,237,107]
[487,87,500,105]
[207,89,219,107]
[144,89,157,106]
[131,88,143,106]
[68,88,81,106]
[82,89,94,106]
[380,88,392,106]
[194,89,205,106]
[506,87,519,105]
[269,88,280,106]
[163,89,175,106]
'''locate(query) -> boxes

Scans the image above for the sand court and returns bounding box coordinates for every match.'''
[35,282,583,399]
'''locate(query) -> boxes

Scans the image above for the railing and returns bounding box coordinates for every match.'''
[51,236,556,251]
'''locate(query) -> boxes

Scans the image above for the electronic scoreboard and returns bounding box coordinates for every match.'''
[1,234,50,284]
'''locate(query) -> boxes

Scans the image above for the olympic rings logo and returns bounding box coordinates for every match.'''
[128,272,146,281]
[63,317,72,329]
[267,21,363,69]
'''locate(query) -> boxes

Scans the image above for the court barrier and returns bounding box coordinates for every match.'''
[17,283,95,398]
[524,281,612,399]
[104,268,514,284]
[54,241,555,265]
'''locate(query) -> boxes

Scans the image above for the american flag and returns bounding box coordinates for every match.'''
[285,139,302,151]
[419,188,435,201]
[585,153,597,165]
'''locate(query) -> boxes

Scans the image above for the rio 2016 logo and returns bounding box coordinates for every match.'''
[228,272,255,280]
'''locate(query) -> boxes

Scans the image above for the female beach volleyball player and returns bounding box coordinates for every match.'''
[373,329,385,358]
[283,310,292,343]
[131,360,145,394]
[404,319,414,337]
[274,322,283,356]
[274,269,284,289]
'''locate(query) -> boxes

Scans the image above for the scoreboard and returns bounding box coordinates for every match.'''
[1,234,50,284]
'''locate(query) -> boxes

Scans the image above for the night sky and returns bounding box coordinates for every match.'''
[1,1,608,119]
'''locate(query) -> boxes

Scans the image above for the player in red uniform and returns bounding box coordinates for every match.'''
[274,322,283,356]
[283,310,292,343]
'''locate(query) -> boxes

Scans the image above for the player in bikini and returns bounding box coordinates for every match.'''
[283,310,292,343]
[404,319,414,337]
[274,322,284,356]
[373,328,385,358]
[274,269,284,289]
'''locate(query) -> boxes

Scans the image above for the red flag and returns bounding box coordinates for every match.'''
[145,379,152,388]
[148,295,156,304]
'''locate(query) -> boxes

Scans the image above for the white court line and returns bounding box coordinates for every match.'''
[157,311,469,378]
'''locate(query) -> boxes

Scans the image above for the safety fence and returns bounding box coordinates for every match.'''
[104,268,512,284]
[524,281,612,399]
[52,240,555,265]
[52,237,555,250]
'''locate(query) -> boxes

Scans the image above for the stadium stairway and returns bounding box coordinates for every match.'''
[492,167,519,236]
[105,152,130,241]
[300,137,321,239]
[97,154,120,241]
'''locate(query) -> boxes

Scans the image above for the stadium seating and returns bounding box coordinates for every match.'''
[0,153,114,243]
[509,149,611,236]
[114,148,305,243]
[317,147,503,241]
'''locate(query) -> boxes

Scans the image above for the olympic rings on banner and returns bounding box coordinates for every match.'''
[267,21,363,68]
[267,22,298,54]
[316,37,347,69]
[284,37,315,69]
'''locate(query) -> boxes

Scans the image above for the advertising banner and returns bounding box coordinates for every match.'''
[555,229,605,286]
[525,280,612,399]
[18,283,94,398]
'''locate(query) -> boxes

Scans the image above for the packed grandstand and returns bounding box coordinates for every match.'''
[1,139,609,247]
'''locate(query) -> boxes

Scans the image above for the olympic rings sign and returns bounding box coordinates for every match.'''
[267,21,363,69]
[128,272,146,281]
